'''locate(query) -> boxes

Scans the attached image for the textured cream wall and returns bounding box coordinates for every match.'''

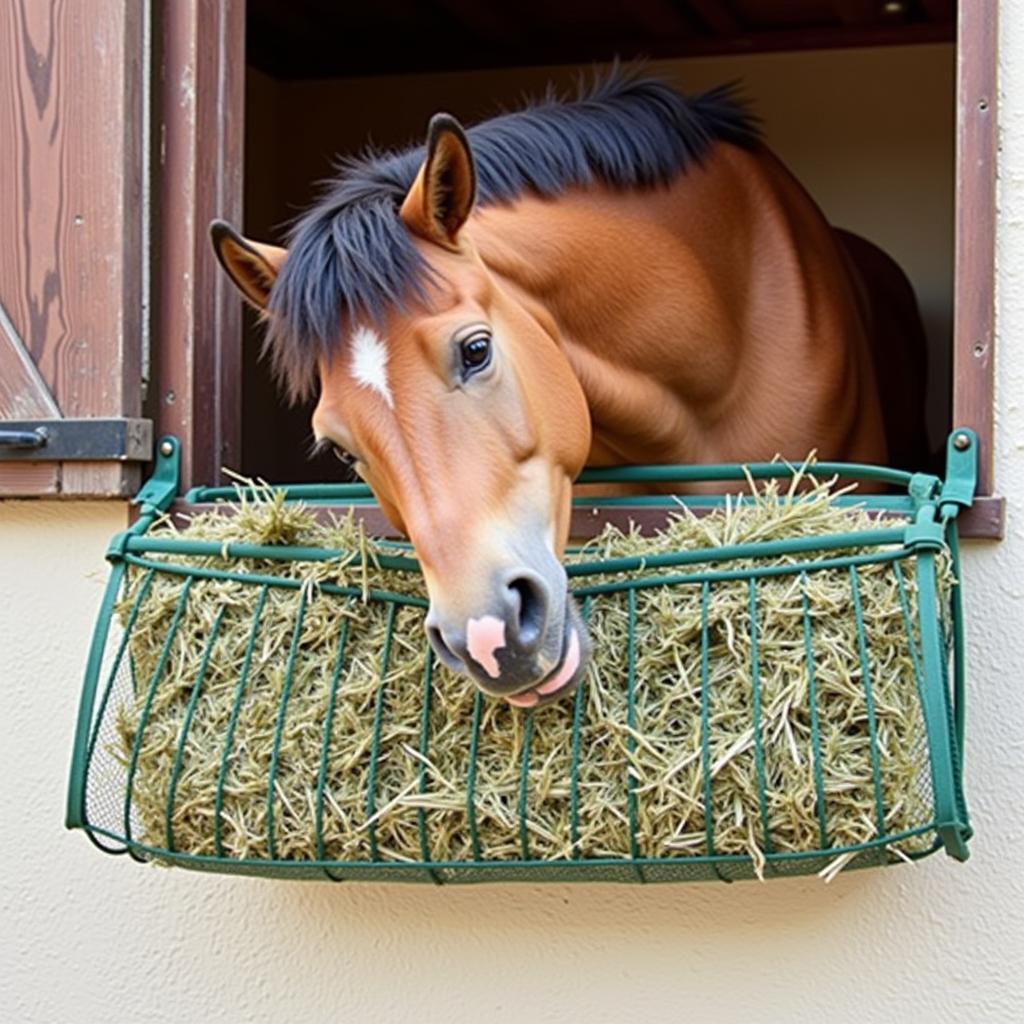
[3,21,1023,1024]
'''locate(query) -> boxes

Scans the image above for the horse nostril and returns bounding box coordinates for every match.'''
[506,575,547,651]
[427,624,464,671]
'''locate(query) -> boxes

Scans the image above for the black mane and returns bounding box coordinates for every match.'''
[266,70,759,400]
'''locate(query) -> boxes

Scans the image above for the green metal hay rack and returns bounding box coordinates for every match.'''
[66,431,977,883]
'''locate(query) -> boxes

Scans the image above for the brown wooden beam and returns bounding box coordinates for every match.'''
[832,0,887,25]
[952,1,997,497]
[831,0,897,24]
[253,21,955,79]
[832,0,922,24]
[956,496,1005,540]
[154,0,245,491]
[682,0,740,36]
[627,0,696,38]
[428,0,530,46]
[920,0,956,22]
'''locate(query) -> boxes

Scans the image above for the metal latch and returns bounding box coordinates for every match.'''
[0,418,152,461]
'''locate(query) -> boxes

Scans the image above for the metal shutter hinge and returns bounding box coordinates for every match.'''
[0,418,152,461]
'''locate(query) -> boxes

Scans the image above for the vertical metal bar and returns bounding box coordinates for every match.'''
[946,524,967,746]
[913,552,970,860]
[848,566,887,851]
[800,573,829,850]
[416,647,443,883]
[466,690,484,862]
[124,572,158,701]
[893,562,926,690]
[517,711,535,861]
[748,579,773,864]
[214,584,268,858]
[364,602,398,862]
[626,589,646,881]
[945,523,970,832]
[164,605,225,851]
[894,560,932,753]
[266,585,309,861]
[893,560,938,834]
[315,603,352,862]
[699,581,728,882]
[83,569,155,789]
[569,596,592,859]
[123,578,193,850]
[68,564,152,835]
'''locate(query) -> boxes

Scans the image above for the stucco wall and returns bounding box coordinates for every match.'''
[2,17,1023,1024]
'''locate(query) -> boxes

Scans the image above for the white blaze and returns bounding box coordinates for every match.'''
[349,326,393,408]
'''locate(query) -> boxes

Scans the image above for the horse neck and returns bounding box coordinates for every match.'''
[470,160,756,465]
[470,141,881,469]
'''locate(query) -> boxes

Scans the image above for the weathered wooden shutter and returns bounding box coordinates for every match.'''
[0,0,148,496]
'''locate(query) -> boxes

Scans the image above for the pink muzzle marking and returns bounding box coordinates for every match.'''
[466,615,506,680]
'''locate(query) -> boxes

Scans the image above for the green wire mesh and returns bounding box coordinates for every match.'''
[66,434,976,883]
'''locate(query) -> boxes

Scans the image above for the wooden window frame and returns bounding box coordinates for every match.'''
[151,0,244,494]
[950,4,1001,537]
[154,0,1003,539]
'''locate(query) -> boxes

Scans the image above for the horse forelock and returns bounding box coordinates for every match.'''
[264,68,760,403]
[264,190,432,403]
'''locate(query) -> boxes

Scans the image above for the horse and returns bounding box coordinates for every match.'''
[210,71,927,709]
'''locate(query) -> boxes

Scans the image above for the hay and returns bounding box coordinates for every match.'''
[109,471,952,879]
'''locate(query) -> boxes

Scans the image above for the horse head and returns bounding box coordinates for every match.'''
[212,114,592,707]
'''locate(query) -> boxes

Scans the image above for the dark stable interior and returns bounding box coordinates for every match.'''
[240,0,956,484]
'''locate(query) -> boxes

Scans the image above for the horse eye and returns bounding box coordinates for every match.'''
[331,444,354,466]
[318,441,355,468]
[460,333,492,376]
[312,438,360,479]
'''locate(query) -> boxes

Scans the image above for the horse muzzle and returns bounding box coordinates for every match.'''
[424,565,590,707]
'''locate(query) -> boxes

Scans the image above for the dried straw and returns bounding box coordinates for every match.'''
[110,471,951,879]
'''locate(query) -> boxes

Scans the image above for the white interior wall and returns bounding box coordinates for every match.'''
[4,20,1023,1024]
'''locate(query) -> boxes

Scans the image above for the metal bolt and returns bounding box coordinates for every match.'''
[160,440,174,457]
[953,433,970,451]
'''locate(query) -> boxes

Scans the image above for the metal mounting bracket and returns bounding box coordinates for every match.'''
[133,436,181,515]
[940,428,979,515]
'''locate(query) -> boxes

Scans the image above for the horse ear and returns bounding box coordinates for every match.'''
[400,114,477,249]
[210,220,287,310]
